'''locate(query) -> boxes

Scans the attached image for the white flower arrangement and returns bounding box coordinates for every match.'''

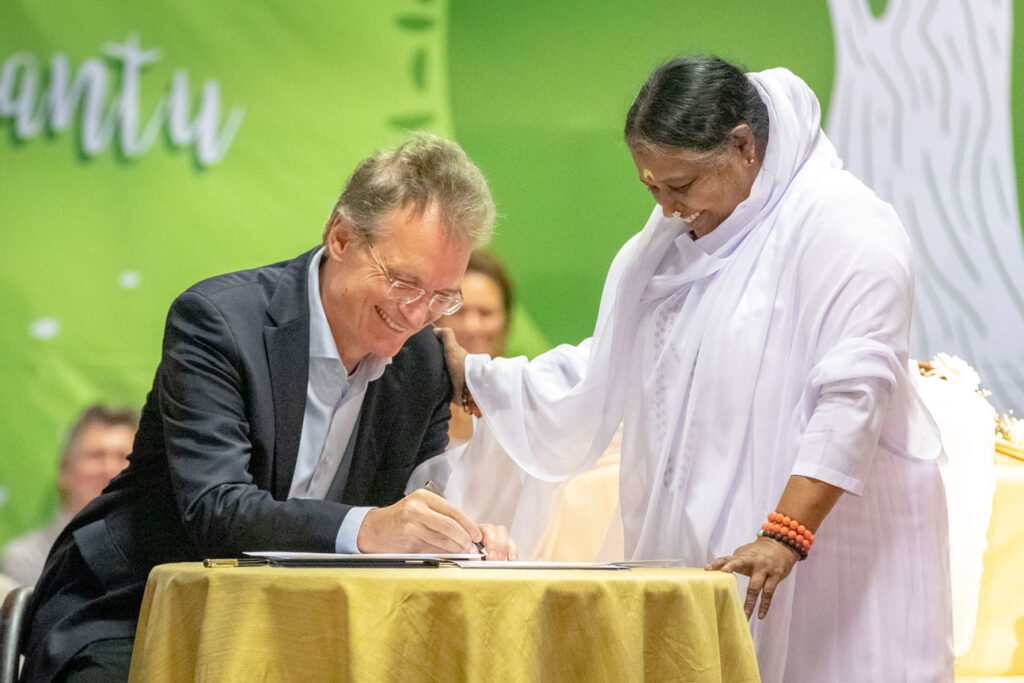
[921,353,985,394]
[919,353,1023,457]
[996,411,1023,447]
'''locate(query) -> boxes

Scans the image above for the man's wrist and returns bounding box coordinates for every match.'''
[335,506,374,553]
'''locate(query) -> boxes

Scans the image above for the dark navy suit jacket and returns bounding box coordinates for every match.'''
[20,248,452,681]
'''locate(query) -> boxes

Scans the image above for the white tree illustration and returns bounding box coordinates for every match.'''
[826,0,1024,414]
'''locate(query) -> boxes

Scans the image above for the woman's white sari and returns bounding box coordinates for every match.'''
[466,68,953,681]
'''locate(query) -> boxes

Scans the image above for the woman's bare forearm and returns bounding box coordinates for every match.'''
[773,475,844,532]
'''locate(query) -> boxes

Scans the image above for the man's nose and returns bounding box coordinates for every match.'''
[401,297,434,328]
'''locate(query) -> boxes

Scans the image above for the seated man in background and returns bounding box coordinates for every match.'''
[1,404,138,587]
[21,133,514,683]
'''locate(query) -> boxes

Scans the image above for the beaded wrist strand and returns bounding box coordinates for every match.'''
[759,512,814,561]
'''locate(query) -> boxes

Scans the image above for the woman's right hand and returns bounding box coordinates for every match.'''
[707,536,798,620]
[435,326,481,417]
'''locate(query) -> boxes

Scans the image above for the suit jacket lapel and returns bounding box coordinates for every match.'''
[265,249,318,500]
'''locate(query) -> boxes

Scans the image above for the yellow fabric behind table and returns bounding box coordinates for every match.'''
[128,563,759,682]
[532,448,624,562]
[955,458,1024,680]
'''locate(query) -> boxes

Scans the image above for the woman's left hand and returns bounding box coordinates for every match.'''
[707,536,798,620]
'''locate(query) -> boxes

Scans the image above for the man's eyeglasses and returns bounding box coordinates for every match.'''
[366,243,464,316]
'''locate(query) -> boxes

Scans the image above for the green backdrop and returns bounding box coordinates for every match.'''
[1,1,1021,546]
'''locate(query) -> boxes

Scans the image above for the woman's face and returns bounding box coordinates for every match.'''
[631,127,760,237]
[440,271,508,356]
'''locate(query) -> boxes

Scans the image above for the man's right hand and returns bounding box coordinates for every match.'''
[356,488,484,554]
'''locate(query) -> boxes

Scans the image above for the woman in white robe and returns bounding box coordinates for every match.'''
[441,57,953,682]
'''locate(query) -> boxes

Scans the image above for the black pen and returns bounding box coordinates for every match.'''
[423,480,487,555]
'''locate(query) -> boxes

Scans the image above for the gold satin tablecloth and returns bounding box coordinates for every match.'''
[128,563,759,682]
[955,458,1024,681]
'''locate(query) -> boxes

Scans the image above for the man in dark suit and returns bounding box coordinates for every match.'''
[20,133,513,682]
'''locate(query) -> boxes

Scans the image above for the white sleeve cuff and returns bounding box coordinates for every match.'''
[334,506,373,553]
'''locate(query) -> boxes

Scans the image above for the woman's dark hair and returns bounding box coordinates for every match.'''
[466,249,514,326]
[624,55,769,156]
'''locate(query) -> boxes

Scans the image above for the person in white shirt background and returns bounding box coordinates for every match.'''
[2,404,138,587]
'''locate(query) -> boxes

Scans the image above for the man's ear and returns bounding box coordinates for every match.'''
[324,213,353,258]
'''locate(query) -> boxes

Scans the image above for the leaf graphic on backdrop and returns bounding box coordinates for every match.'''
[388,112,435,130]
[396,14,434,31]
[411,47,428,91]
[388,5,443,133]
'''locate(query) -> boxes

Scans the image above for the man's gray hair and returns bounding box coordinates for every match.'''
[331,132,495,248]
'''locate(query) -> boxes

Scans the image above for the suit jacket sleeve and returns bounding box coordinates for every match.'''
[159,289,347,556]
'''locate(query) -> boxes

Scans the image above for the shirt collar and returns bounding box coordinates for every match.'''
[307,247,391,379]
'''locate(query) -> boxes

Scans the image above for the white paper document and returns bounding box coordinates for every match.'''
[245,551,482,561]
[448,560,627,570]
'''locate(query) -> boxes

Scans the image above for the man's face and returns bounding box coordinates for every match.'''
[59,423,135,515]
[320,204,472,370]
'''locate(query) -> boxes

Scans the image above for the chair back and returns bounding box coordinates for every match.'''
[1,586,32,683]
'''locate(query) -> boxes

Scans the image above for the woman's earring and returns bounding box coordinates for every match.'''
[747,158,754,165]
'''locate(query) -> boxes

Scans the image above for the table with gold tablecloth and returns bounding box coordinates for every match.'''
[955,457,1024,681]
[128,562,759,682]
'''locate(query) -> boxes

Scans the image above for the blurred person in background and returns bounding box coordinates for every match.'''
[428,251,624,561]
[1,404,138,586]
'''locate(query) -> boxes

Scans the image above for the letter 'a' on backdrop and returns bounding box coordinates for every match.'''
[1,1,1023,546]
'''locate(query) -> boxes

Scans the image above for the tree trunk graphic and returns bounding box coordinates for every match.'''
[826,0,1024,414]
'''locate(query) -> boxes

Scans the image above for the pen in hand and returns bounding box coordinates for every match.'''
[423,480,487,555]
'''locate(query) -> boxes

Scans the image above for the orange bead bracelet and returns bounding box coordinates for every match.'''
[766,512,814,544]
[761,512,816,559]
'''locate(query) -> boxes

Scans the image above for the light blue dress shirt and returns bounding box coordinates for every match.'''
[291,248,390,552]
